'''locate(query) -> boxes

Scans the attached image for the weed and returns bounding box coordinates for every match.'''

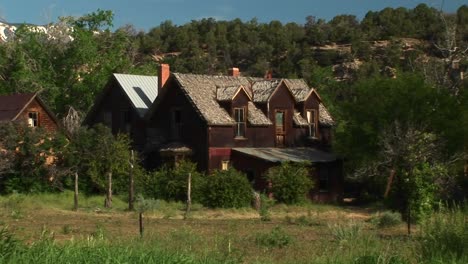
[328,221,363,242]
[62,224,72,235]
[255,226,292,248]
[369,211,402,228]
[91,224,106,240]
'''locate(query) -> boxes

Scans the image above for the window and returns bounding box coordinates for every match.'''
[275,110,285,146]
[306,109,317,138]
[102,111,112,127]
[221,160,230,170]
[28,112,39,127]
[234,108,246,138]
[319,166,329,192]
[121,110,131,133]
[172,109,182,139]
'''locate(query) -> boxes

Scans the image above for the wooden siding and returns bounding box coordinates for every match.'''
[19,99,58,132]
[148,79,209,171]
[86,81,148,149]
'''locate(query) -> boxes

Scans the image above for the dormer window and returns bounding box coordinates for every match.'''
[306,109,317,138]
[234,107,246,138]
[28,112,39,127]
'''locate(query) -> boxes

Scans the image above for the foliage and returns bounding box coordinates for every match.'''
[201,168,252,208]
[369,211,402,228]
[254,226,292,248]
[0,122,68,193]
[149,160,204,203]
[266,162,314,204]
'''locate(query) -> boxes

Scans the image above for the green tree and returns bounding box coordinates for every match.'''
[84,124,132,207]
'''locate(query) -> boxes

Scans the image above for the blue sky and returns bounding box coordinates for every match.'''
[0,0,466,31]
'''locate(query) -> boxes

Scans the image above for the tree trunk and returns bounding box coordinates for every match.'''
[73,172,79,211]
[384,168,396,198]
[104,171,112,208]
[128,150,135,211]
[185,173,192,219]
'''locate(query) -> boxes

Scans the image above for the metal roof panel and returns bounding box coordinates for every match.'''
[113,73,158,118]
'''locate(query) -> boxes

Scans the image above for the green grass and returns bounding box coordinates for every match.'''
[0,191,129,211]
[0,193,467,263]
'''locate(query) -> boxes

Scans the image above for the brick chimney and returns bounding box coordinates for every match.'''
[228,67,240,77]
[158,64,170,94]
[264,70,272,80]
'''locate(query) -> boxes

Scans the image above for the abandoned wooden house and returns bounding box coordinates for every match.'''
[0,92,60,132]
[145,65,342,202]
[85,65,342,201]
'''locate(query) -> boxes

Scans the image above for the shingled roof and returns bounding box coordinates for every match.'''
[0,93,37,121]
[170,72,333,127]
[319,103,335,126]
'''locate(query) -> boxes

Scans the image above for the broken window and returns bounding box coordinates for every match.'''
[306,109,317,138]
[172,109,182,139]
[28,112,39,127]
[221,160,230,171]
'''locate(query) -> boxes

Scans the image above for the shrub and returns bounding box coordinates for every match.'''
[201,168,252,208]
[266,162,314,204]
[255,226,292,248]
[369,211,402,228]
[259,194,274,221]
[328,221,363,242]
[150,160,205,203]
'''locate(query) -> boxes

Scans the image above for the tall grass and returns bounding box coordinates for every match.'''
[419,205,468,263]
[0,226,227,264]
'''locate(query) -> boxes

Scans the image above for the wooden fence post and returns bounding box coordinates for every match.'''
[104,171,112,208]
[73,172,79,211]
[185,173,192,219]
[129,150,135,211]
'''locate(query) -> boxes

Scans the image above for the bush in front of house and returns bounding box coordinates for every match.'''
[200,168,253,208]
[149,160,205,203]
[266,162,314,204]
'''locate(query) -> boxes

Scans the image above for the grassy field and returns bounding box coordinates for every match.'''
[0,191,466,263]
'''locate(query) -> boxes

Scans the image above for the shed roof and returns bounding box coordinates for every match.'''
[232,147,338,163]
[0,93,36,121]
[113,74,158,118]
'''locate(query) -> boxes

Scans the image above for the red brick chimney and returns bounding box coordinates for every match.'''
[228,67,240,77]
[158,64,170,94]
[264,70,272,80]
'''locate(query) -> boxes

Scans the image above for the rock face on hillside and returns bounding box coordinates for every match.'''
[0,21,72,42]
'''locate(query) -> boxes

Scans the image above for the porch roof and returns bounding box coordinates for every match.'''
[232,147,338,163]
